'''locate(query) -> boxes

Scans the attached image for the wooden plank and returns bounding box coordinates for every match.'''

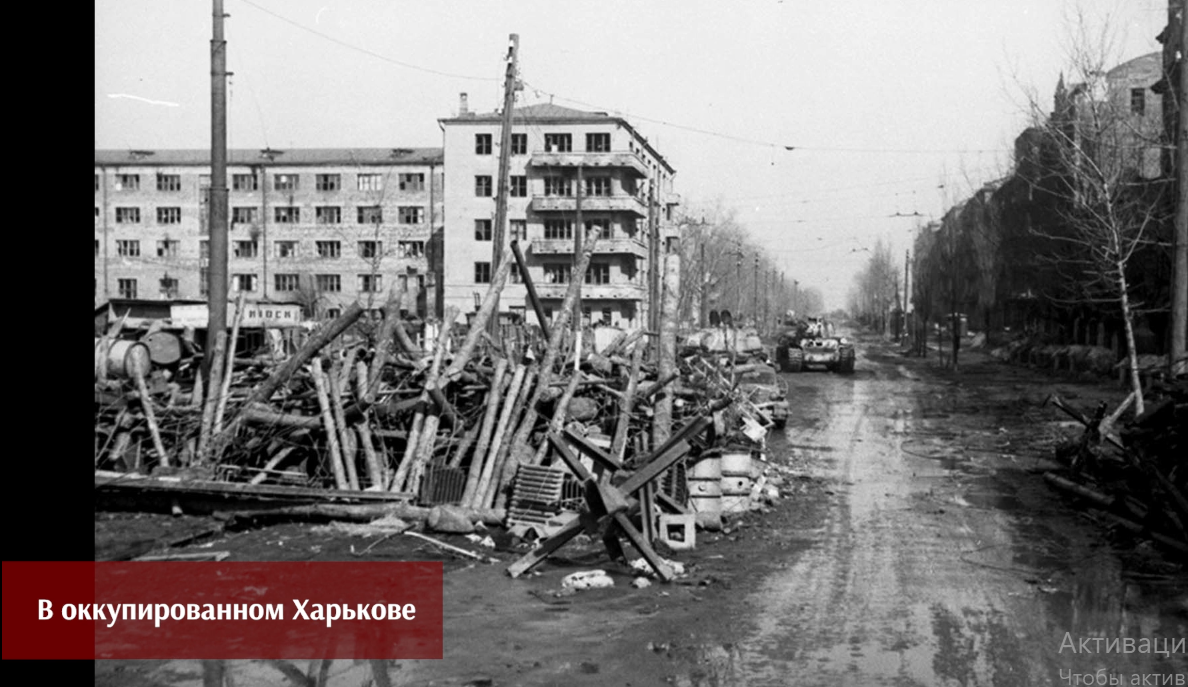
[611,512,673,581]
[562,427,621,471]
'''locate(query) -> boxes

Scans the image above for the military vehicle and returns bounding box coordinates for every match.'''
[774,315,856,374]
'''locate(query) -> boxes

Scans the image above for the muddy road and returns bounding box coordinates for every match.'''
[95,331,1186,686]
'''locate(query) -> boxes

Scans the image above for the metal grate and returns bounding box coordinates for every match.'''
[507,465,571,530]
[420,464,467,505]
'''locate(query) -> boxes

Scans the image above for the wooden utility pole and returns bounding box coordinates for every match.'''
[752,255,759,330]
[699,241,707,327]
[1172,3,1187,375]
[207,0,229,374]
[648,182,660,338]
[488,34,519,337]
[574,165,583,333]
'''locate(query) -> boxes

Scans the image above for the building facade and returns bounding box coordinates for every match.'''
[439,100,678,329]
[95,148,444,319]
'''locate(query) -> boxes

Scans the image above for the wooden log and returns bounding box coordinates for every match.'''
[354,361,383,488]
[240,404,323,429]
[472,364,528,509]
[531,370,583,465]
[133,368,171,468]
[441,247,515,384]
[389,411,425,493]
[488,369,538,510]
[611,341,646,463]
[504,230,602,478]
[446,421,481,470]
[401,308,460,494]
[214,291,247,436]
[248,446,298,486]
[310,358,350,490]
[461,358,509,506]
[365,287,409,394]
[510,239,551,340]
[243,302,364,407]
[197,330,227,459]
[327,359,360,490]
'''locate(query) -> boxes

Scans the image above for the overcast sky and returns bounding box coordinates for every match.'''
[95,0,1166,310]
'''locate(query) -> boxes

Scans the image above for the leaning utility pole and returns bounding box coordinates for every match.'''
[1172,4,1187,375]
[488,34,519,338]
[207,0,230,374]
[752,256,759,330]
[573,165,583,334]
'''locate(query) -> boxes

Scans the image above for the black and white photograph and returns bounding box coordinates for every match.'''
[79,0,1187,684]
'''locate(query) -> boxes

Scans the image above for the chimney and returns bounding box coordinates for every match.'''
[459,93,469,116]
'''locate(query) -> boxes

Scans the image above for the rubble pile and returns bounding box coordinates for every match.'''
[1044,379,1188,554]
[94,244,795,575]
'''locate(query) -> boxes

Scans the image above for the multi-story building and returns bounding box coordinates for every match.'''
[94,148,444,319]
[439,98,678,329]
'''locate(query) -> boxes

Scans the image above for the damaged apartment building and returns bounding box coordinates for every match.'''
[94,148,444,320]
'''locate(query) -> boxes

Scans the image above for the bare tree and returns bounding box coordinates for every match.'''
[1016,9,1174,413]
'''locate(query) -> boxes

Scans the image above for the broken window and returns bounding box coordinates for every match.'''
[511,133,528,155]
[156,174,181,191]
[232,173,258,191]
[1130,88,1145,115]
[159,276,179,298]
[156,240,179,258]
[316,241,341,258]
[233,240,258,258]
[358,240,382,259]
[475,175,493,197]
[156,207,181,224]
[544,133,572,153]
[275,241,298,258]
[273,173,299,191]
[316,274,342,292]
[357,206,383,224]
[475,219,492,241]
[586,133,611,152]
[117,240,140,257]
[316,206,342,224]
[510,176,527,197]
[316,174,341,191]
[399,206,424,224]
[357,274,383,292]
[117,278,137,299]
[115,174,139,191]
[543,264,570,283]
[274,206,300,223]
[398,241,424,258]
[115,207,141,223]
[398,173,425,192]
[274,273,299,291]
[232,207,258,225]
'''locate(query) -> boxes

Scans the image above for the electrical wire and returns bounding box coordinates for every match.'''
[237,0,499,83]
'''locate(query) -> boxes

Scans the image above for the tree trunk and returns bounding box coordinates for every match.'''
[1116,261,1146,416]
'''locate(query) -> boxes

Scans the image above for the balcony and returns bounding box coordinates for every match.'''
[534,282,646,301]
[530,237,647,258]
[531,194,647,217]
[529,151,648,177]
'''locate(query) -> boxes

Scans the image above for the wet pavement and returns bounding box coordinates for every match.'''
[94,332,1187,686]
[666,334,1188,686]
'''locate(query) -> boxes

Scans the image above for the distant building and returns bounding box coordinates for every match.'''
[94,148,444,320]
[1054,52,1165,180]
[438,97,678,330]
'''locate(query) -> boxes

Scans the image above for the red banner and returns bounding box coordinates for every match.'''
[2,561,443,659]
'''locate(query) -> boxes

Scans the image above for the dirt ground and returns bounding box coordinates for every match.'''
[93,331,1187,686]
